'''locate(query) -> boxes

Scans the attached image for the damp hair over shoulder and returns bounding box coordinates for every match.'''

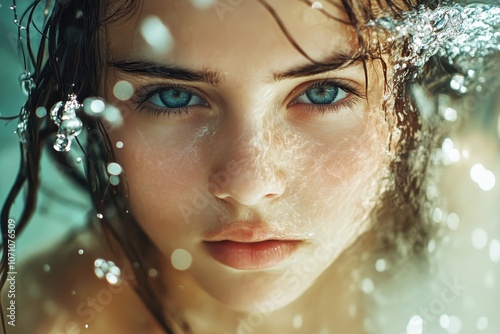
[0,0,433,332]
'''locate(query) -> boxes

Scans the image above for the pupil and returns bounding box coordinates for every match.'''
[306,85,338,104]
[160,89,191,108]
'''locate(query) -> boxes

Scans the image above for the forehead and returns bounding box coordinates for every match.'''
[106,0,357,73]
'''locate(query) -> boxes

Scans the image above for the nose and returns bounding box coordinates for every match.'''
[209,124,286,207]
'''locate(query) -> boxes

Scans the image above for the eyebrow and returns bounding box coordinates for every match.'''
[272,52,364,81]
[108,51,363,85]
[108,59,222,86]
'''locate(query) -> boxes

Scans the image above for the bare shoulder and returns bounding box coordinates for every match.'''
[2,227,153,334]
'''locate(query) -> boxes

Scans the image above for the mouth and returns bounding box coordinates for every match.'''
[203,221,307,270]
[203,240,302,270]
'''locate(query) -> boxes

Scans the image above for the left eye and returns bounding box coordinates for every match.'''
[295,82,348,105]
[148,87,206,109]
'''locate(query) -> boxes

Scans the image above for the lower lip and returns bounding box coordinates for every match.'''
[203,240,301,270]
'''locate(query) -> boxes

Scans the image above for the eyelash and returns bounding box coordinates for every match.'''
[134,84,205,117]
[291,79,363,114]
[133,80,363,117]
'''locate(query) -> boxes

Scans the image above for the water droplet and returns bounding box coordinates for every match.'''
[171,249,192,270]
[440,314,450,328]
[489,239,500,262]
[148,268,158,278]
[84,324,89,329]
[471,228,488,250]
[53,133,71,152]
[360,278,374,294]
[36,107,47,118]
[442,107,457,121]
[190,0,216,9]
[140,16,174,53]
[375,258,389,272]
[60,117,83,137]
[447,315,462,334]
[432,207,443,223]
[107,162,122,175]
[78,249,84,255]
[109,175,120,186]
[428,239,436,253]
[116,141,124,148]
[450,74,467,93]
[83,97,106,115]
[470,164,496,191]
[311,1,323,9]
[105,272,119,285]
[113,81,134,101]
[292,313,303,329]
[406,315,423,334]
[96,213,104,219]
[477,316,488,331]
[76,157,82,164]
[446,212,460,230]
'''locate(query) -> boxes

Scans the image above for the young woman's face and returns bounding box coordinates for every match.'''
[104,0,391,312]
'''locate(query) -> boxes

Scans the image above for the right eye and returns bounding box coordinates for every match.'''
[137,85,209,116]
[148,87,206,109]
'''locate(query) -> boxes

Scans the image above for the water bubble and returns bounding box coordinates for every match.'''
[36,107,47,118]
[96,213,104,219]
[442,107,457,121]
[85,324,89,329]
[148,268,158,278]
[477,316,488,331]
[428,239,436,253]
[110,175,120,186]
[450,74,468,94]
[107,162,123,175]
[406,315,423,334]
[489,239,500,262]
[113,81,134,101]
[53,133,71,152]
[102,105,123,127]
[190,0,216,9]
[19,72,35,96]
[440,314,450,328]
[140,16,174,53]
[470,164,496,191]
[83,97,106,115]
[292,314,303,329]
[76,157,82,164]
[446,212,460,230]
[447,315,462,334]
[375,258,389,272]
[171,249,192,270]
[60,117,83,137]
[311,1,323,9]
[432,207,443,223]
[471,228,488,250]
[78,249,84,255]
[116,141,124,149]
[360,278,375,294]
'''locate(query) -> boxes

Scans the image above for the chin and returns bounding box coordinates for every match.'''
[192,264,321,313]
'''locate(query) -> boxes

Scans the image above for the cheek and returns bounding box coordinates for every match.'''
[109,122,213,240]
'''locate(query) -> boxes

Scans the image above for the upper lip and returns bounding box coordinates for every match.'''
[203,221,309,243]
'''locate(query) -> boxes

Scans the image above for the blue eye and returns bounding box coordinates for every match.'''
[296,82,348,105]
[147,87,206,110]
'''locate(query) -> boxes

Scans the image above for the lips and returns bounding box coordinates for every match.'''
[203,221,305,270]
